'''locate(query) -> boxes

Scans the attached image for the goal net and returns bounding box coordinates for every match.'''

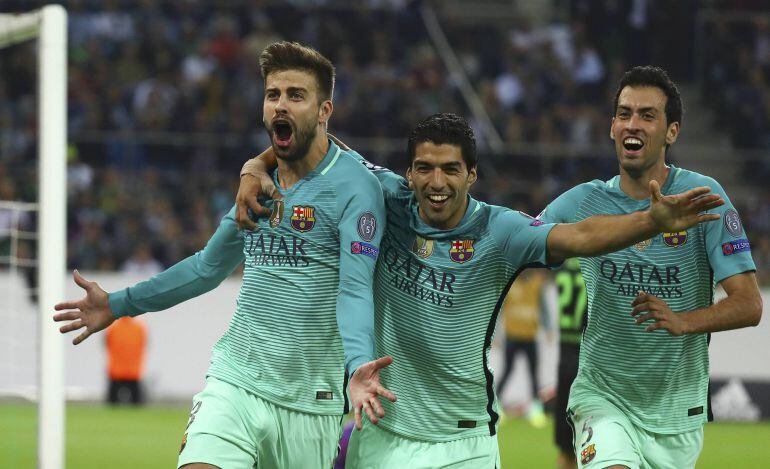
[0,5,67,469]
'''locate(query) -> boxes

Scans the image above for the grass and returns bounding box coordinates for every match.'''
[2,403,770,467]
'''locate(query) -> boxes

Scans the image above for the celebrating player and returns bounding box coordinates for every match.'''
[238,112,725,467]
[54,42,395,469]
[538,66,763,468]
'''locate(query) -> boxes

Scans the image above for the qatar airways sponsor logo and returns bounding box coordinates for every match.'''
[599,259,683,298]
[244,231,310,268]
[380,238,455,308]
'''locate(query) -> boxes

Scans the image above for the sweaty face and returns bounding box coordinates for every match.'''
[610,86,678,176]
[263,70,324,161]
[407,142,477,230]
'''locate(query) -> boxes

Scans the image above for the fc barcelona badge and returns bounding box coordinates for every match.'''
[291,205,316,232]
[580,443,596,465]
[449,239,474,263]
[662,231,687,248]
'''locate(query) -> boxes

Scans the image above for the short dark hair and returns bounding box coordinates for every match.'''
[259,41,335,102]
[408,113,478,169]
[613,65,683,127]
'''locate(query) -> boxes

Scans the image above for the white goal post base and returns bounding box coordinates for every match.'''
[1,5,67,469]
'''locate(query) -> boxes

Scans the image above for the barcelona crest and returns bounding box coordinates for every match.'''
[291,205,316,232]
[449,239,474,263]
[662,231,687,248]
[580,443,596,465]
[269,200,284,228]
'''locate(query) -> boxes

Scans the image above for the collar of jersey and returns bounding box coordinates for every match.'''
[408,195,485,240]
[606,164,680,202]
[271,139,341,196]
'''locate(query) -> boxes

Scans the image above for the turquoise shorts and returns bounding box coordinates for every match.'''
[568,396,703,469]
[177,377,341,469]
[346,420,500,468]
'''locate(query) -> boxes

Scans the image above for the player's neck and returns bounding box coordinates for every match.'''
[276,132,330,189]
[619,161,670,200]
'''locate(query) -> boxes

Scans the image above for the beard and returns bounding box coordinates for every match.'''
[265,118,317,162]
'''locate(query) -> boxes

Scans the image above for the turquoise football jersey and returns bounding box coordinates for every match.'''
[538,166,756,434]
[109,141,385,416]
[348,152,557,441]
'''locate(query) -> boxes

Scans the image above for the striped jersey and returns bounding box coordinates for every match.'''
[109,141,385,416]
[538,166,756,434]
[352,155,556,442]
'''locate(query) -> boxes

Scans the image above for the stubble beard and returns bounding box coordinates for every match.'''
[267,120,317,162]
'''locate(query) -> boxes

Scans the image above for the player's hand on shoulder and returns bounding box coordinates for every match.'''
[53,270,115,345]
[236,152,281,231]
[647,180,724,232]
[630,291,686,336]
[236,171,279,230]
[349,356,397,430]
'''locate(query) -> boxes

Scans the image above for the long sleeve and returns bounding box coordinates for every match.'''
[333,163,386,375]
[109,206,245,318]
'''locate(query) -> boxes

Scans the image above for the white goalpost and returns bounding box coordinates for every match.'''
[0,5,67,469]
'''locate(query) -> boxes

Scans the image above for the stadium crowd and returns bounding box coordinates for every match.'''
[0,0,769,284]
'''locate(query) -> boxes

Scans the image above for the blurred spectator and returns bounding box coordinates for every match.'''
[0,1,767,284]
[121,244,163,276]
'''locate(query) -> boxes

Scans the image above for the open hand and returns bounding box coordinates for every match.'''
[349,356,397,430]
[53,270,115,345]
[648,180,724,232]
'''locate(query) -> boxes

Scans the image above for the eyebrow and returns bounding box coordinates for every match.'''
[413,160,463,169]
[265,86,308,94]
[617,105,658,114]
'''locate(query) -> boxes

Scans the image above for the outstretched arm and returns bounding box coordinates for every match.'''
[631,271,762,335]
[54,207,245,344]
[546,180,724,264]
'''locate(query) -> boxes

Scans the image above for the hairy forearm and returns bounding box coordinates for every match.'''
[681,290,763,334]
[240,147,277,177]
[549,211,657,262]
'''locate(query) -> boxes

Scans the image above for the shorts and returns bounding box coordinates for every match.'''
[178,377,342,469]
[568,396,703,469]
[346,420,500,469]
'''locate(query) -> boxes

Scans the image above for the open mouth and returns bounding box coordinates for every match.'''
[426,193,450,209]
[623,136,644,152]
[273,120,294,148]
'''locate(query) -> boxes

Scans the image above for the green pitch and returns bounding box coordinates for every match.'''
[2,403,769,467]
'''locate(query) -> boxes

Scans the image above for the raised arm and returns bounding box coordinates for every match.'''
[54,207,245,344]
[546,180,724,264]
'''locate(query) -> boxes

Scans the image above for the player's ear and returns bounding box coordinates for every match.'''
[666,121,679,145]
[405,167,414,189]
[610,117,616,140]
[319,99,333,125]
[467,165,478,186]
